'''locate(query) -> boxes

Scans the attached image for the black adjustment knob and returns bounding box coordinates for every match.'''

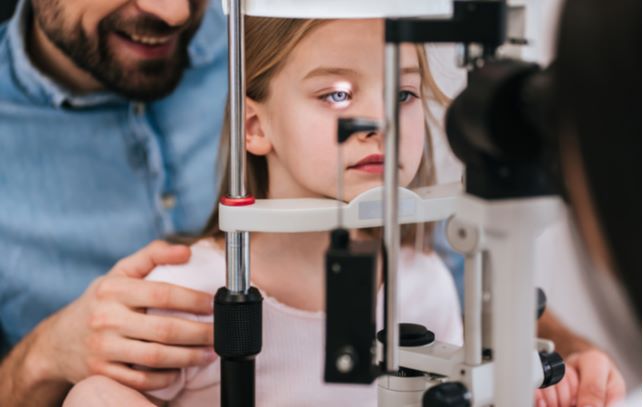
[423,382,472,407]
[377,323,435,347]
[539,352,566,388]
[536,287,547,319]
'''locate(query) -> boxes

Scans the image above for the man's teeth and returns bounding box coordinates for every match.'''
[129,34,171,45]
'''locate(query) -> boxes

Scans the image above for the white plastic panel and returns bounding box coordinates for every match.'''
[219,182,462,233]
[221,0,453,19]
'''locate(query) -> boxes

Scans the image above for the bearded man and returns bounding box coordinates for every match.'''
[0,1,227,404]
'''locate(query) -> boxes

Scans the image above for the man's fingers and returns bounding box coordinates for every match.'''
[109,339,216,369]
[555,373,573,407]
[541,385,560,407]
[120,312,214,346]
[575,351,610,407]
[100,363,180,391]
[565,366,579,406]
[94,278,213,315]
[605,369,626,405]
[110,241,191,278]
[535,390,544,407]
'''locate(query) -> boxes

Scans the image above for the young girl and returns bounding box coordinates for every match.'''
[63,16,462,406]
[64,13,627,407]
[64,16,463,406]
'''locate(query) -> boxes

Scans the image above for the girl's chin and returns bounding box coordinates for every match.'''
[342,183,385,201]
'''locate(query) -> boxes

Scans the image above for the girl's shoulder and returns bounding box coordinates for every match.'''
[397,248,460,309]
[145,238,226,296]
[398,248,463,345]
[399,247,453,281]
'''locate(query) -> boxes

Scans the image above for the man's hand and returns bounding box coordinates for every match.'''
[536,310,627,406]
[0,241,216,406]
[535,349,626,407]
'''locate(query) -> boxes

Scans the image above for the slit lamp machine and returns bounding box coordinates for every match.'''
[213,1,571,406]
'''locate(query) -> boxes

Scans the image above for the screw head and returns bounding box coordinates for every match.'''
[336,353,354,373]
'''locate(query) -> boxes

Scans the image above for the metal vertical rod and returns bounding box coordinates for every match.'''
[226,231,250,293]
[228,0,245,198]
[226,0,249,294]
[218,3,260,406]
[464,252,483,366]
[482,251,493,350]
[383,43,400,372]
[337,146,344,227]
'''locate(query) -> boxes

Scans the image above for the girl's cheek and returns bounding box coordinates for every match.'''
[401,119,426,155]
[401,123,426,183]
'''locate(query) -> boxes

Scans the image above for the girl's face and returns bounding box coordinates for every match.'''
[246,19,426,201]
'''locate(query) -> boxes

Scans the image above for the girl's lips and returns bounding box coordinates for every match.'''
[348,154,385,174]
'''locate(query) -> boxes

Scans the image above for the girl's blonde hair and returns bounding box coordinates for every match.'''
[200,17,449,252]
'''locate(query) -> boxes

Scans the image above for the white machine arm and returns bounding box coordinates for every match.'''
[219,183,461,233]
[376,194,564,407]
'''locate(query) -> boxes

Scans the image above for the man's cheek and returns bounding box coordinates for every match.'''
[80,3,120,36]
[192,0,209,21]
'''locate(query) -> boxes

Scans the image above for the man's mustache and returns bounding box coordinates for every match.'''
[102,13,190,38]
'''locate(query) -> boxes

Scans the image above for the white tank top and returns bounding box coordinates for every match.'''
[146,239,463,406]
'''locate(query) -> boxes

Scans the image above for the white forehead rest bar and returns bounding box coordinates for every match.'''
[220,0,453,19]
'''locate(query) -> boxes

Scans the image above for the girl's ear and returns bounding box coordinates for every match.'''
[245,97,272,156]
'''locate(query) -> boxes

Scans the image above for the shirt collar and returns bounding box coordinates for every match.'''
[6,0,226,108]
[189,1,228,68]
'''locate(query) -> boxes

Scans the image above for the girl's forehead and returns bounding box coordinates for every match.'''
[296,19,383,59]
[284,19,418,79]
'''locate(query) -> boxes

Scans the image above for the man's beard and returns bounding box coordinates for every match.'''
[32,1,202,101]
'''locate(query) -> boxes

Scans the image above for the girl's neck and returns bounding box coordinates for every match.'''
[252,231,329,268]
[213,230,380,313]
[249,231,330,312]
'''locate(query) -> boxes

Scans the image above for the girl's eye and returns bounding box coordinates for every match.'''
[321,90,352,104]
[399,90,418,103]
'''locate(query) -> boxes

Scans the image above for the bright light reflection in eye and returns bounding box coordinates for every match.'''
[332,80,352,90]
[326,80,353,108]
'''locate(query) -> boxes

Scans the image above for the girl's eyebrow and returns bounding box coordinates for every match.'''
[302,67,360,80]
[401,66,421,76]
[302,66,420,80]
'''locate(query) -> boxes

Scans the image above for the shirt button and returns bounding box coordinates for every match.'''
[161,193,177,210]
[128,144,148,168]
[133,103,146,116]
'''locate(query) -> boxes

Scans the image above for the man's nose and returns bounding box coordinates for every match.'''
[136,0,191,27]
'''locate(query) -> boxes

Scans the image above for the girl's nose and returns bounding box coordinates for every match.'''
[357,129,383,142]
[136,0,191,27]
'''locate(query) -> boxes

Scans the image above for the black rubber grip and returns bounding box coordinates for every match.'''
[221,358,255,407]
[214,287,263,358]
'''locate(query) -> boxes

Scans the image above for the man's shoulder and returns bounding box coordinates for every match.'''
[0,22,8,43]
[0,23,11,84]
[0,22,29,107]
[145,239,226,295]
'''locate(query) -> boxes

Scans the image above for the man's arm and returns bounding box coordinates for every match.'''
[538,308,593,357]
[0,241,215,406]
[0,321,70,406]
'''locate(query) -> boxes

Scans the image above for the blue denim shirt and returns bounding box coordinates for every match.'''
[0,0,228,355]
